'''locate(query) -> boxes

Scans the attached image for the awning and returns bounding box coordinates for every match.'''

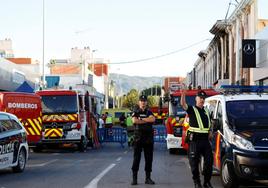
[15,81,34,93]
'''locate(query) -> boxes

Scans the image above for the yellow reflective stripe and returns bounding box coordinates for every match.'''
[28,119,40,135]
[171,118,176,125]
[193,107,204,129]
[33,119,42,132]
[45,129,53,137]
[188,127,209,133]
[28,127,35,135]
[54,129,63,136]
[192,107,210,133]
[68,114,75,121]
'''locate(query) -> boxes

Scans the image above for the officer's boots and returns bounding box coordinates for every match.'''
[145,172,155,185]
[131,171,138,185]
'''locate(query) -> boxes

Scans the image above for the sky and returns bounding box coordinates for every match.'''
[1,0,268,77]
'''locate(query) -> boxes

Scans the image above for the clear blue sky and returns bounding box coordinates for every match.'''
[1,0,267,77]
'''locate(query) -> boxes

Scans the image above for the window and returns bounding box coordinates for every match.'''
[206,99,217,118]
[216,102,223,130]
[0,119,17,132]
[12,119,22,130]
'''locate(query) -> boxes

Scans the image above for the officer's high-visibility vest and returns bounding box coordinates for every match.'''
[106,116,113,124]
[188,106,211,133]
[126,117,133,127]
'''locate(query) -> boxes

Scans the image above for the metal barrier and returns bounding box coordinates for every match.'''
[97,127,127,148]
[153,125,167,143]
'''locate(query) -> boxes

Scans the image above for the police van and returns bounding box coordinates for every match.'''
[205,85,268,188]
[0,112,28,172]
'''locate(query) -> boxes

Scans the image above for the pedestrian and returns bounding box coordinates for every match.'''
[119,113,126,128]
[131,95,156,185]
[180,86,213,188]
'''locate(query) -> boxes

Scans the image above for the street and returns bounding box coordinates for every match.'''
[0,142,266,188]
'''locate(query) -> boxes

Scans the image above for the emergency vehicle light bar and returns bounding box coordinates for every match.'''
[219,85,268,94]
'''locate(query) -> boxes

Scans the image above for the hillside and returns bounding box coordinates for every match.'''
[109,73,163,95]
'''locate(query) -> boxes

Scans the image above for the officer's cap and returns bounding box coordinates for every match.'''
[196,90,207,98]
[139,95,147,101]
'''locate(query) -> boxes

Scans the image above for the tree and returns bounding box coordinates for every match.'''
[122,89,139,110]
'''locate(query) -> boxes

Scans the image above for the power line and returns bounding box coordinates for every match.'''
[108,39,211,65]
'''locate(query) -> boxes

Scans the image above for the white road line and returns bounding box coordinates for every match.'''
[51,153,60,155]
[116,157,122,162]
[27,159,59,167]
[84,163,116,188]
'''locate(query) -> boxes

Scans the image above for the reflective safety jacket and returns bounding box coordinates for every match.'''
[105,116,113,124]
[126,117,133,127]
[188,106,211,134]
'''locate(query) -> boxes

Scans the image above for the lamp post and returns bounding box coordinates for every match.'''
[91,49,97,74]
[41,0,46,89]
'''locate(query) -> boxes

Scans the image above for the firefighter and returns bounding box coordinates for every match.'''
[180,87,213,188]
[131,95,156,185]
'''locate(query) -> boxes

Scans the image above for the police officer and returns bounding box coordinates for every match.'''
[131,95,156,185]
[181,87,213,188]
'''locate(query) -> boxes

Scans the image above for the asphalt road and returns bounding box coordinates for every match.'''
[0,143,267,188]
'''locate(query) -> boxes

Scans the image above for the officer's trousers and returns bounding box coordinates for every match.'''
[131,141,154,173]
[188,140,213,184]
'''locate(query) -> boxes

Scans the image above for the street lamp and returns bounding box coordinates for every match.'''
[41,0,45,89]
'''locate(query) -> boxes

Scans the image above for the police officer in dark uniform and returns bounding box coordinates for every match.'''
[131,95,156,185]
[181,86,213,188]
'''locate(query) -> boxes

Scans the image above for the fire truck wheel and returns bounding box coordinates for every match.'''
[78,136,88,152]
[32,145,43,153]
[220,156,239,188]
[13,148,26,173]
[169,148,178,154]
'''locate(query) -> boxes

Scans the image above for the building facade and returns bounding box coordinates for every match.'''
[186,0,268,88]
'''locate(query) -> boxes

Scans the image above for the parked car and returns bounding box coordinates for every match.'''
[0,112,28,172]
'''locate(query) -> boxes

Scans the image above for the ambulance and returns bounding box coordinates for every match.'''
[0,92,42,149]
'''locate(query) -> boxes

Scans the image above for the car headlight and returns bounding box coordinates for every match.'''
[231,134,255,151]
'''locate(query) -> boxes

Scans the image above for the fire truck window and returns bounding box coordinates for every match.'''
[85,95,89,111]
[91,98,97,114]
[79,95,84,111]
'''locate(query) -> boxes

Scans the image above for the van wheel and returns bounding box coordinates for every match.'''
[13,148,26,173]
[78,136,88,152]
[220,156,239,188]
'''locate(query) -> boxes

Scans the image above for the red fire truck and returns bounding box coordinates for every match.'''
[36,88,100,151]
[0,92,42,148]
[166,88,219,154]
[150,106,168,124]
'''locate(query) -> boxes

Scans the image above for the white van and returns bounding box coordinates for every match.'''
[205,85,268,188]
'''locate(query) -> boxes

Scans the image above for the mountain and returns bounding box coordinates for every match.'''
[109,73,164,95]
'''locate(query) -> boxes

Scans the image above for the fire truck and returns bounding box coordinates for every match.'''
[0,92,42,148]
[150,106,168,124]
[36,88,100,151]
[166,87,219,154]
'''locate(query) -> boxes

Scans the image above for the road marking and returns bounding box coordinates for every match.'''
[84,163,116,188]
[51,153,60,155]
[116,157,122,162]
[124,151,128,154]
[27,159,59,167]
